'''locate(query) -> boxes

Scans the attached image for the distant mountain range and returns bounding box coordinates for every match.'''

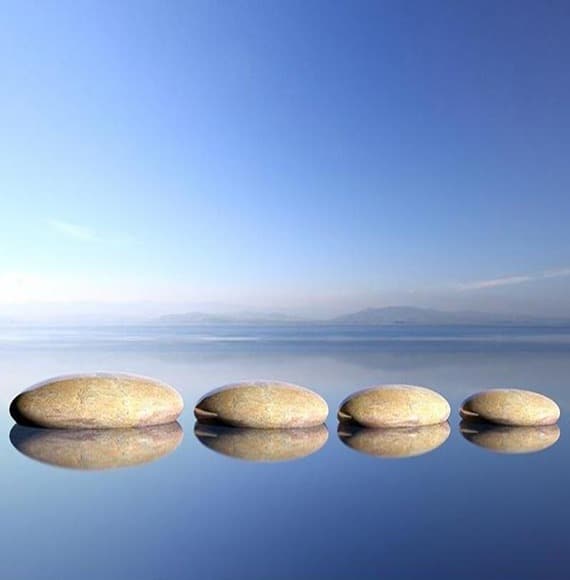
[329,306,549,325]
[156,306,568,326]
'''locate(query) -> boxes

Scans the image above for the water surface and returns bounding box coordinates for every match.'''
[1,324,569,579]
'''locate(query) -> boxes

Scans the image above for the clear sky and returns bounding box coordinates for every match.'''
[1,0,569,318]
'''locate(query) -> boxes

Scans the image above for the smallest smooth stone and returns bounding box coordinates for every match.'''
[460,389,560,426]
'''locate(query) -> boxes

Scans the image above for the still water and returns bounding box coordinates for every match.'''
[1,324,569,579]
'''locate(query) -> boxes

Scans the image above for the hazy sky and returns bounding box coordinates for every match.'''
[1,1,569,318]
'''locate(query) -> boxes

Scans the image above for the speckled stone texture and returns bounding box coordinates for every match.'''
[10,373,184,429]
[460,389,560,426]
[195,423,328,462]
[194,380,328,428]
[338,422,450,458]
[337,384,450,428]
[460,421,560,454]
[10,422,183,470]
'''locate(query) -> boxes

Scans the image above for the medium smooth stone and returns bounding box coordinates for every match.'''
[338,423,450,458]
[195,424,328,462]
[10,372,184,429]
[10,422,183,470]
[338,384,450,428]
[460,389,560,426]
[460,421,560,454]
[194,380,328,429]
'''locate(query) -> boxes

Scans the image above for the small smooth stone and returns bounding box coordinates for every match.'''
[460,389,560,426]
[460,421,560,454]
[338,384,450,428]
[10,423,183,470]
[194,424,328,462]
[10,373,184,429]
[194,380,328,429]
[338,423,450,458]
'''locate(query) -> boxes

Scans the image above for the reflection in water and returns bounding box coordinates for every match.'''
[338,422,451,458]
[10,422,183,470]
[460,421,560,454]
[194,423,328,462]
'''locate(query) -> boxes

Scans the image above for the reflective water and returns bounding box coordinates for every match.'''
[1,324,569,579]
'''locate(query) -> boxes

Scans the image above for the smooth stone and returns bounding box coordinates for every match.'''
[338,423,450,458]
[194,423,328,462]
[460,389,560,426]
[10,422,183,470]
[194,380,328,429]
[10,372,184,429]
[460,421,560,454]
[338,384,450,428]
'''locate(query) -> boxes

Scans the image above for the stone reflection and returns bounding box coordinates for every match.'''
[10,422,183,470]
[338,422,450,458]
[460,421,560,454]
[194,423,328,462]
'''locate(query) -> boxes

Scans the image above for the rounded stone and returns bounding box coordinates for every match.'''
[338,384,450,428]
[460,389,560,426]
[195,423,328,462]
[194,380,328,429]
[338,423,450,458]
[10,422,183,470]
[460,421,560,454]
[10,373,184,429]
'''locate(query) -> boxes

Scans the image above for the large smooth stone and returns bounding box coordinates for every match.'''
[460,421,560,454]
[460,389,560,426]
[338,384,450,428]
[194,380,328,428]
[195,423,328,462]
[338,423,450,458]
[10,423,183,470]
[10,373,184,429]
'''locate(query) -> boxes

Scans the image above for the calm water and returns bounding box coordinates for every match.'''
[1,324,570,579]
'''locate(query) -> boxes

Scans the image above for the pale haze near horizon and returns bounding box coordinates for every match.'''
[1,1,569,320]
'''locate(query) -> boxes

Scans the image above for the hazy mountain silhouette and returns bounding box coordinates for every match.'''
[157,306,567,326]
[329,306,548,325]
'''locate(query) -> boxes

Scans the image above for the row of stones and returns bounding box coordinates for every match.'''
[10,422,560,470]
[10,373,560,429]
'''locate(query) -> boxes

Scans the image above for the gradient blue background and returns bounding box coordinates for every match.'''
[1,0,569,317]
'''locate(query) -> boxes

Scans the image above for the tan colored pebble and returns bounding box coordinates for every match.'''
[10,422,183,470]
[194,380,328,429]
[460,389,560,426]
[338,384,450,428]
[195,424,328,462]
[338,423,450,458]
[460,421,560,454]
[10,373,184,429]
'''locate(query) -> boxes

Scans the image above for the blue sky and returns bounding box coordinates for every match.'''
[1,0,569,318]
